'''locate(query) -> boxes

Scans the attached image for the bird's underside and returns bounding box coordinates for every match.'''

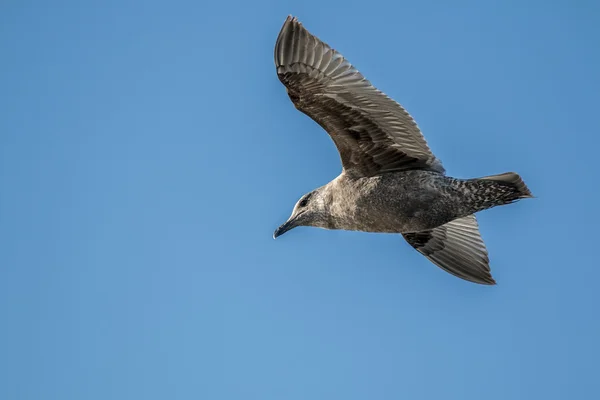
[273,16,532,285]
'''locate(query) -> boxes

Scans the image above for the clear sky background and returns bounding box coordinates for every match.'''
[1,1,599,399]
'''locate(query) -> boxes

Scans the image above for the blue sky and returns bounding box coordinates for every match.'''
[1,0,599,399]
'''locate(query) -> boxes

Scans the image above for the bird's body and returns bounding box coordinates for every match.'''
[272,16,533,285]
[318,171,528,234]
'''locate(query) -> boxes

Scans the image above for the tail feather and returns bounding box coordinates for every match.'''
[479,172,533,199]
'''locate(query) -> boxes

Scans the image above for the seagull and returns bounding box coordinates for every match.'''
[272,16,533,285]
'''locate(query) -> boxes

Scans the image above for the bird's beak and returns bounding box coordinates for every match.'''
[273,215,300,239]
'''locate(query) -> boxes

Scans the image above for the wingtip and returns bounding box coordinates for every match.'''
[483,277,497,285]
[276,15,309,68]
[284,15,301,27]
[478,268,496,285]
[465,274,496,285]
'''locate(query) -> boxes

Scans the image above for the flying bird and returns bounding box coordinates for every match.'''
[272,16,533,285]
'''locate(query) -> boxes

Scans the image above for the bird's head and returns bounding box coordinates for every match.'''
[273,189,330,239]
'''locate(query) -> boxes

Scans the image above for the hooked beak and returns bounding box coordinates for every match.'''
[273,214,302,239]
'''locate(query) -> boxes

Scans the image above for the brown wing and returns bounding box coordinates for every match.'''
[274,16,444,177]
[403,215,495,285]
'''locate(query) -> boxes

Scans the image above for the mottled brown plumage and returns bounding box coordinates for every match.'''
[272,16,533,285]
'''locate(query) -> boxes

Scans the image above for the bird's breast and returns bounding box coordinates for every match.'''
[328,172,455,233]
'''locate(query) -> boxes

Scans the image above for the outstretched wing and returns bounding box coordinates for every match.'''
[403,215,495,285]
[274,16,444,177]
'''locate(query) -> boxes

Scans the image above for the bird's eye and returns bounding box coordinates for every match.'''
[298,193,312,208]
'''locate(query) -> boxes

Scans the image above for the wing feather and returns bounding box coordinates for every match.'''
[403,215,495,285]
[274,16,444,177]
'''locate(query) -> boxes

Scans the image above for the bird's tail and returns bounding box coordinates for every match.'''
[468,172,533,211]
[478,172,533,198]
